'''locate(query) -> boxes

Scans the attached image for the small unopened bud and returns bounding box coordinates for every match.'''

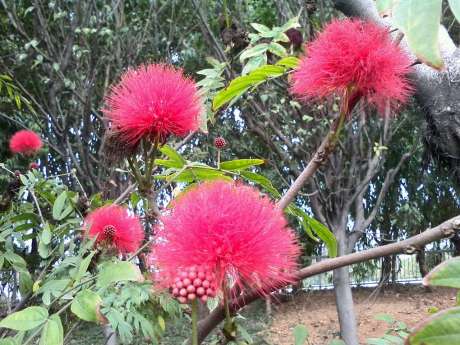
[214,137,226,149]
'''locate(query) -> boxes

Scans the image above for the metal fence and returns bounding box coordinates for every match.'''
[302,250,454,289]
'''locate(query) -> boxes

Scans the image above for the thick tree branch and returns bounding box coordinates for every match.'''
[195,214,460,343]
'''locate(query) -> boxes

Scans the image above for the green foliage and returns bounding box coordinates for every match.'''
[100,281,181,344]
[0,306,48,331]
[391,0,444,68]
[0,74,34,113]
[366,314,409,344]
[406,307,460,345]
[39,314,64,345]
[407,258,460,344]
[240,17,300,74]
[212,57,299,111]
[97,261,144,288]
[293,324,309,345]
[71,290,102,322]
[423,257,460,288]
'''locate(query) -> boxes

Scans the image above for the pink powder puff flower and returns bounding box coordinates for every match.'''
[291,19,413,113]
[84,205,144,253]
[153,181,300,298]
[9,130,43,156]
[103,63,202,145]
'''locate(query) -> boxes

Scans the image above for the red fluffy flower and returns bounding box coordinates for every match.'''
[153,181,300,297]
[291,19,412,112]
[9,130,43,155]
[84,205,144,253]
[103,63,202,145]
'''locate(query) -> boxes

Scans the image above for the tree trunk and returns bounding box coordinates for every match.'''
[391,254,397,283]
[333,235,359,345]
[416,247,429,278]
[333,266,359,345]
[379,255,391,285]
[103,325,118,345]
[451,233,460,256]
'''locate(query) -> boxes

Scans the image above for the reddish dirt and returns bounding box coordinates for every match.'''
[264,286,457,345]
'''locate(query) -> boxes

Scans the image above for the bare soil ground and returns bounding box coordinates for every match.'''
[264,285,457,345]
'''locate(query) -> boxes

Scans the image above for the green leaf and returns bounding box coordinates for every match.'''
[52,192,67,220]
[375,313,395,324]
[154,159,184,169]
[157,315,165,331]
[366,338,390,345]
[250,23,271,34]
[212,75,259,111]
[38,239,50,259]
[280,16,300,32]
[288,206,337,257]
[171,167,231,183]
[212,64,288,111]
[159,145,186,167]
[306,216,337,257]
[71,290,102,322]
[276,56,300,68]
[220,159,265,171]
[0,306,48,331]
[448,0,460,23]
[4,251,27,271]
[10,212,40,224]
[41,224,52,245]
[239,43,269,62]
[423,257,460,288]
[393,0,444,69]
[97,261,143,288]
[242,55,266,75]
[39,314,63,345]
[406,307,460,345]
[293,324,309,345]
[19,270,33,296]
[239,170,280,197]
[268,42,287,57]
[383,334,404,344]
[329,340,346,345]
[73,251,96,284]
